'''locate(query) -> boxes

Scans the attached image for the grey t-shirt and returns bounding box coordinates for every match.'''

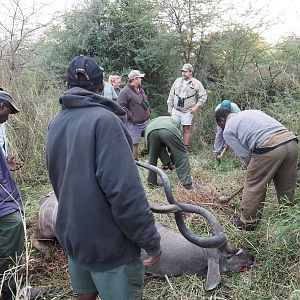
[223,110,286,164]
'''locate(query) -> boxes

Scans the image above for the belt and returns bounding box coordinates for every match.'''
[134,120,148,126]
[174,107,190,112]
[252,138,298,154]
[174,107,183,111]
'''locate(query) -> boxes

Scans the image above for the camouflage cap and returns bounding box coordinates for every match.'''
[181,63,194,72]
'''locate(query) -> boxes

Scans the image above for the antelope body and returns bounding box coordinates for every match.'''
[32,191,57,259]
[33,191,254,291]
[142,224,254,290]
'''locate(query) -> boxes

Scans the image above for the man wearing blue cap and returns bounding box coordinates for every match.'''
[46,56,161,300]
[213,100,241,158]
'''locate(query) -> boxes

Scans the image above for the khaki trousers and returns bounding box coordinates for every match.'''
[241,139,298,224]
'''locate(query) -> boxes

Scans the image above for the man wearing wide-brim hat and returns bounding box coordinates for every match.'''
[167,63,207,149]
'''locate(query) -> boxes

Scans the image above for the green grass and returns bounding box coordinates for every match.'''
[139,149,300,300]
[19,148,300,299]
[2,62,299,299]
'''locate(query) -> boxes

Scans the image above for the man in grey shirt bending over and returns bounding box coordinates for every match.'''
[215,108,298,230]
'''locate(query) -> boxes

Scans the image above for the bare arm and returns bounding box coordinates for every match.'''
[213,126,225,155]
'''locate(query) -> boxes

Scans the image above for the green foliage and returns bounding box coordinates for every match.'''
[264,91,300,134]
[38,0,161,82]
[141,150,300,300]
[1,0,298,174]
[274,36,300,78]
[3,71,61,186]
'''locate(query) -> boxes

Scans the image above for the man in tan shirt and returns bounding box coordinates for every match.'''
[167,63,207,148]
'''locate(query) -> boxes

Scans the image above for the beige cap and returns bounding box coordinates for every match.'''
[181,63,194,72]
[128,70,145,81]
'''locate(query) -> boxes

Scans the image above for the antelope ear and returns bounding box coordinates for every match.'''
[204,253,221,291]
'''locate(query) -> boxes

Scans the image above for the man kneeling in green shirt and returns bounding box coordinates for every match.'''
[145,116,200,190]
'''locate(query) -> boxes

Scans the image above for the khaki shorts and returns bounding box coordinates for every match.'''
[68,256,145,300]
[171,108,194,125]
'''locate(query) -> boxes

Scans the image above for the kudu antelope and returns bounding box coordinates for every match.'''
[33,162,254,291]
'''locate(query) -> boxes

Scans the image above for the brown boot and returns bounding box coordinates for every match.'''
[232,215,256,231]
[162,162,175,170]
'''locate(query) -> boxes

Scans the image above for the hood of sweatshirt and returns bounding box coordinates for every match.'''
[59,87,127,124]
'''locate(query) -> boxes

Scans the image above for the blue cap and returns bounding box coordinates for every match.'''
[220,100,231,109]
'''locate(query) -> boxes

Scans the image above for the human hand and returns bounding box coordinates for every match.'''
[7,156,24,172]
[143,250,162,267]
[190,106,198,114]
[212,152,220,158]
[241,162,247,170]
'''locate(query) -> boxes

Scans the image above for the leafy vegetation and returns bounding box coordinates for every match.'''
[0,0,299,299]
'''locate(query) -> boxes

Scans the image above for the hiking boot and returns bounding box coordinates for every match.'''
[162,162,175,171]
[183,183,202,190]
[141,148,148,157]
[232,215,256,231]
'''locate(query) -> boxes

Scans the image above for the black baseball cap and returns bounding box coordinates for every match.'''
[0,91,19,114]
[67,55,103,88]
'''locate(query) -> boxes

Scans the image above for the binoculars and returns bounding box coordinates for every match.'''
[141,100,150,110]
[177,97,186,108]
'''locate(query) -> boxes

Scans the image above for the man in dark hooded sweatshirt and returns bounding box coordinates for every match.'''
[46,55,161,300]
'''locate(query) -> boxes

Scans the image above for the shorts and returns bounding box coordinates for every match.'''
[68,256,145,300]
[171,108,194,125]
[125,120,148,144]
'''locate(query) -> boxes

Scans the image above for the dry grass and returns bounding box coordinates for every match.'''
[0,73,297,298]
[13,147,299,300]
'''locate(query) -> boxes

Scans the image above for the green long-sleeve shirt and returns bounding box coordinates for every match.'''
[145,116,182,142]
[145,116,192,186]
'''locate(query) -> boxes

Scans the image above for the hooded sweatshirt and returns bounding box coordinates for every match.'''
[46,87,160,272]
